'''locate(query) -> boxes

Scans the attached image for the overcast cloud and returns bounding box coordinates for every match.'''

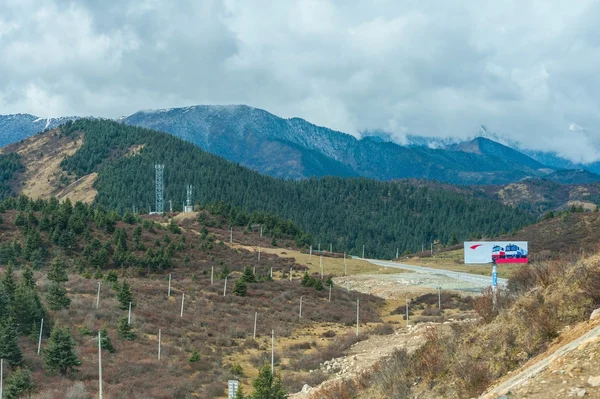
[0,0,599,162]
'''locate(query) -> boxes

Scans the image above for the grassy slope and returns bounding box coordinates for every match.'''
[0,209,387,398]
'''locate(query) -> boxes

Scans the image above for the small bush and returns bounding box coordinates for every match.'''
[371,323,394,335]
[188,350,201,363]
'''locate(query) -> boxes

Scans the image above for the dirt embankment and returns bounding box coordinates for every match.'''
[482,316,600,399]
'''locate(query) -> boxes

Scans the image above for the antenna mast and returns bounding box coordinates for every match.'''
[155,164,164,214]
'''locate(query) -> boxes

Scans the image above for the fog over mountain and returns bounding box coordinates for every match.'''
[1,1,600,163]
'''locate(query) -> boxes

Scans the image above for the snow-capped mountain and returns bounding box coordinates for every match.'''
[0,114,79,147]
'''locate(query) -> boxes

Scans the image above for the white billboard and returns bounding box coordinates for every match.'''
[464,241,529,264]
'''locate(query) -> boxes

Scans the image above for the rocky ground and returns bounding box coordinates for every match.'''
[288,323,429,398]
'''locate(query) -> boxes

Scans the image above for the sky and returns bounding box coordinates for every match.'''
[1,0,599,162]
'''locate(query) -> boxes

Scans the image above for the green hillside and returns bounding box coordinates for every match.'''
[48,119,537,258]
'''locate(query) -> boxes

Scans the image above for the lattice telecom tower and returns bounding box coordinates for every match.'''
[184,184,193,213]
[155,164,164,214]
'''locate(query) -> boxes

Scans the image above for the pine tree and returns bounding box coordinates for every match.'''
[21,265,35,289]
[99,327,115,353]
[234,385,246,399]
[0,290,10,322]
[0,317,23,368]
[233,279,247,297]
[301,272,312,287]
[117,280,134,310]
[46,283,71,310]
[241,266,256,283]
[188,349,201,362]
[325,276,333,288]
[250,363,286,399]
[43,325,81,375]
[105,270,118,284]
[11,284,45,335]
[47,258,68,283]
[313,279,324,291]
[2,261,17,299]
[117,317,135,340]
[219,265,230,279]
[4,367,34,399]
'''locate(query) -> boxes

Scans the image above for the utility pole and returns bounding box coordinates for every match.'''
[98,331,103,399]
[362,245,365,259]
[318,243,321,252]
[158,329,161,360]
[260,226,263,238]
[180,293,185,318]
[211,266,214,284]
[168,273,171,297]
[329,284,332,302]
[253,312,258,339]
[96,282,101,309]
[128,302,132,325]
[396,248,399,259]
[320,256,323,279]
[330,243,332,253]
[223,277,228,296]
[230,227,233,243]
[299,296,303,319]
[356,299,360,337]
[37,318,44,356]
[258,246,261,262]
[271,330,275,375]
[405,295,409,327]
[289,267,293,281]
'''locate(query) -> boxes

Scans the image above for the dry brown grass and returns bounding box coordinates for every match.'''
[228,243,397,277]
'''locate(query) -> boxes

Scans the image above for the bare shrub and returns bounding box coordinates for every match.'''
[371,323,394,335]
[452,357,492,397]
[411,326,447,383]
[308,379,357,399]
[321,330,336,338]
[371,349,412,398]
[473,287,513,324]
[65,382,90,399]
[289,332,364,371]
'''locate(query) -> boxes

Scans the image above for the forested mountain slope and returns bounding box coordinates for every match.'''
[0,119,537,258]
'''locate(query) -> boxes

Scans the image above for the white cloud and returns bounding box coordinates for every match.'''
[1,0,600,162]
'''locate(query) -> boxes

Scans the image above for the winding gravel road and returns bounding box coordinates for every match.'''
[365,259,506,291]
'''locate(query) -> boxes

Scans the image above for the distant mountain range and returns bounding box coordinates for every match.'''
[0,114,78,147]
[1,106,599,185]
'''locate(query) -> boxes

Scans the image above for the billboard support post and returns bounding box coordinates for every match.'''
[492,264,498,311]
